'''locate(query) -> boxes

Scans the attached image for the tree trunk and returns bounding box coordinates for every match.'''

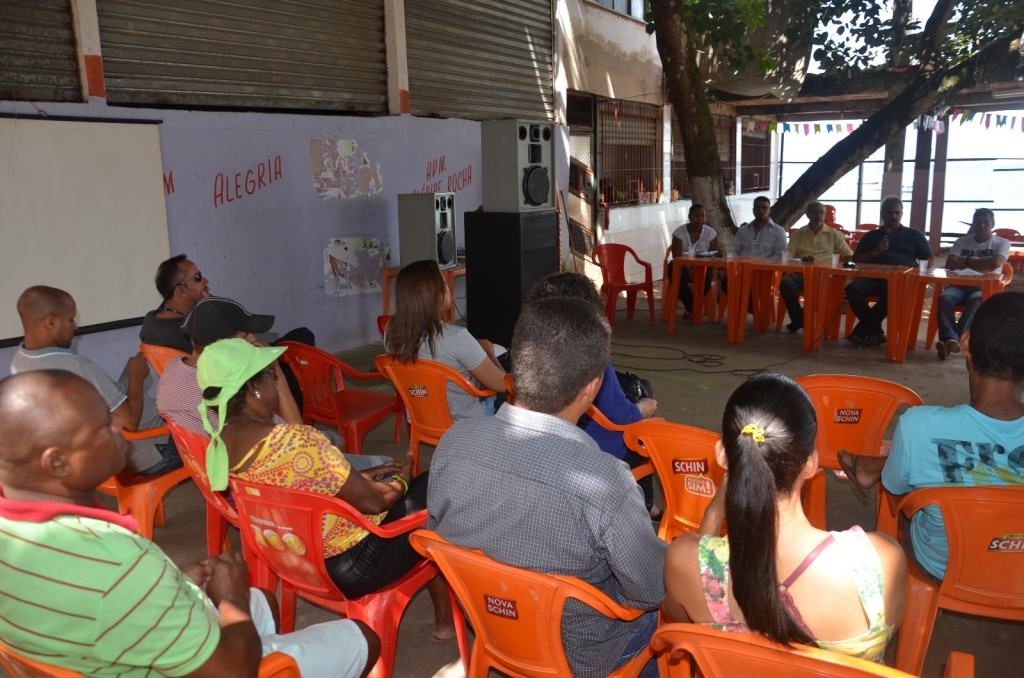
[771,0,1020,227]
[650,0,737,244]
[880,0,913,199]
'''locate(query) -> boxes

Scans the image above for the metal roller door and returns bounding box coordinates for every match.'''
[406,0,554,121]
[0,0,81,102]
[95,0,387,112]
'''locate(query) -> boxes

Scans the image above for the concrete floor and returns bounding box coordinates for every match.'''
[58,287,1022,678]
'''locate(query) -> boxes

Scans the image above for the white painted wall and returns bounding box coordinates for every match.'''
[0,98,485,379]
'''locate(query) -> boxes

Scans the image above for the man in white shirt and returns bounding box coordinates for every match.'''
[936,208,1010,360]
[720,196,788,301]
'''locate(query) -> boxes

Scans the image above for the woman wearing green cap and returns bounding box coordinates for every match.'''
[197,338,457,641]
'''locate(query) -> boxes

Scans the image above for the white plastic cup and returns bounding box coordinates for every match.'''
[832,253,840,266]
[919,260,928,274]
[781,251,790,264]
[688,245,696,257]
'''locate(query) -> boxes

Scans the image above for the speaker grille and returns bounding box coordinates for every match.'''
[437,229,456,264]
[522,165,550,206]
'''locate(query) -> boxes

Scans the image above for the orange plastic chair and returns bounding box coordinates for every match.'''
[277,342,403,455]
[922,263,1012,349]
[163,419,274,588]
[651,623,974,678]
[592,243,656,327]
[409,529,654,678]
[795,375,922,531]
[993,228,1024,244]
[230,477,440,678]
[375,355,495,475]
[96,426,191,541]
[883,487,1024,675]
[824,204,844,231]
[140,343,189,376]
[623,421,724,542]
[0,643,302,678]
[377,314,392,336]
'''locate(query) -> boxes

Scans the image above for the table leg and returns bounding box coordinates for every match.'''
[692,265,707,326]
[734,263,752,344]
[802,269,818,352]
[887,272,903,363]
[667,258,683,335]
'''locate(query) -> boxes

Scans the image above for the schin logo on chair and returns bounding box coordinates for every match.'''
[988,534,1024,552]
[409,384,428,398]
[484,595,518,619]
[834,408,862,424]
[672,459,708,475]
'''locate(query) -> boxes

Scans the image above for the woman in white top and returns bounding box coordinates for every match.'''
[668,204,720,321]
[384,260,506,420]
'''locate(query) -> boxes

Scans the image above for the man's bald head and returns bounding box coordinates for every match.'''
[0,371,106,470]
[17,286,73,329]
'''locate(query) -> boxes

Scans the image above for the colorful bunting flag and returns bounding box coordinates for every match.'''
[826,124,833,133]
[783,123,791,133]
[759,120,767,131]
[804,124,810,135]
[768,122,777,132]
[952,107,963,119]
[847,124,854,133]
[985,114,991,128]
[814,124,821,134]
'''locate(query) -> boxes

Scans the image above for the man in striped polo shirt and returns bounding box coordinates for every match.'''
[0,370,379,678]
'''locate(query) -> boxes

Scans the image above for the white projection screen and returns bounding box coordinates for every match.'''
[0,116,170,343]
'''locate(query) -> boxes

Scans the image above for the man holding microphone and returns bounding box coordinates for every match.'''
[846,196,934,347]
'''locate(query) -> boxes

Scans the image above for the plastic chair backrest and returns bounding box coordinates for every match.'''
[592,243,632,285]
[652,624,928,678]
[164,419,238,522]
[795,375,922,470]
[824,204,838,226]
[994,228,1024,244]
[0,643,300,678]
[377,315,392,337]
[899,486,1024,612]
[409,530,645,678]
[1001,262,1014,285]
[140,343,188,376]
[623,421,724,541]
[275,342,353,424]
[375,355,494,444]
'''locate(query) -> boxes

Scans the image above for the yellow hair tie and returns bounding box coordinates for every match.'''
[741,423,766,443]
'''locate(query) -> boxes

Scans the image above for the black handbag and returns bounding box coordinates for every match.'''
[615,371,653,403]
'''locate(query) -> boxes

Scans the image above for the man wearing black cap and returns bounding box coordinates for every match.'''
[156,297,393,471]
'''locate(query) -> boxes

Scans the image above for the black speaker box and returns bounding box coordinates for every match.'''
[465,210,559,348]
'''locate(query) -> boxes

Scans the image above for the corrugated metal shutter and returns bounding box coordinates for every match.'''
[406,0,553,121]
[0,0,81,102]
[95,0,387,112]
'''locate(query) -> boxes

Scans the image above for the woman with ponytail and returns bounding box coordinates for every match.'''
[662,374,906,662]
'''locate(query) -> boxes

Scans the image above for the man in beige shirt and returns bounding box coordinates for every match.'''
[781,202,853,332]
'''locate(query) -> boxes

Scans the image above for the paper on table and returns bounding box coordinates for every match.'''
[947,268,986,276]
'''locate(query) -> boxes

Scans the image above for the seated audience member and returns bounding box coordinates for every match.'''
[847,196,934,347]
[428,298,666,678]
[663,374,906,662]
[780,201,854,332]
[10,286,180,476]
[383,259,505,419]
[157,296,391,471]
[935,208,1009,360]
[667,204,719,321]
[839,292,1024,581]
[198,339,456,640]
[721,196,788,305]
[0,371,380,678]
[524,273,661,519]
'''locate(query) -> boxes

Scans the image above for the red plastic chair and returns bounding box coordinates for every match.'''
[795,375,922,531]
[922,263,1012,349]
[163,418,274,588]
[652,623,974,678]
[277,342,403,455]
[888,487,1024,675]
[993,228,1024,244]
[824,204,844,231]
[410,529,653,678]
[377,315,392,336]
[623,421,724,542]
[0,644,303,678]
[592,243,656,327]
[230,477,440,678]
[96,425,191,541]
[140,343,188,376]
[375,355,495,475]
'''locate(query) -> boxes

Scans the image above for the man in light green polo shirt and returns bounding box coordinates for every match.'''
[780,202,854,332]
[0,370,379,678]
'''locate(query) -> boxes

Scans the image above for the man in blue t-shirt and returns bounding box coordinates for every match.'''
[837,292,1024,580]
[847,197,934,346]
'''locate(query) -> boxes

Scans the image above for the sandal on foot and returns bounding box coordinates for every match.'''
[837,451,871,501]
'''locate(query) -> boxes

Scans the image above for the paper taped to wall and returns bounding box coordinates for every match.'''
[324,238,391,296]
[310,140,383,200]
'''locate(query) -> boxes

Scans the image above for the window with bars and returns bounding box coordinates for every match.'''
[741,128,771,192]
[597,98,663,205]
[670,112,736,199]
[591,0,646,20]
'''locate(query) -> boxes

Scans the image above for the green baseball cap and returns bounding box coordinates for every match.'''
[196,338,286,490]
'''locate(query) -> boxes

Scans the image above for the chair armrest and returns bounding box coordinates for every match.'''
[258,652,301,678]
[324,499,428,539]
[445,372,497,399]
[333,361,385,382]
[552,572,648,622]
[944,651,974,678]
[123,425,170,440]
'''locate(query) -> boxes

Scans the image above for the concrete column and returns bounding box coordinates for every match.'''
[909,120,932,232]
[662,105,672,202]
[552,0,568,125]
[384,0,409,114]
[735,117,743,194]
[928,117,949,253]
[69,0,104,99]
